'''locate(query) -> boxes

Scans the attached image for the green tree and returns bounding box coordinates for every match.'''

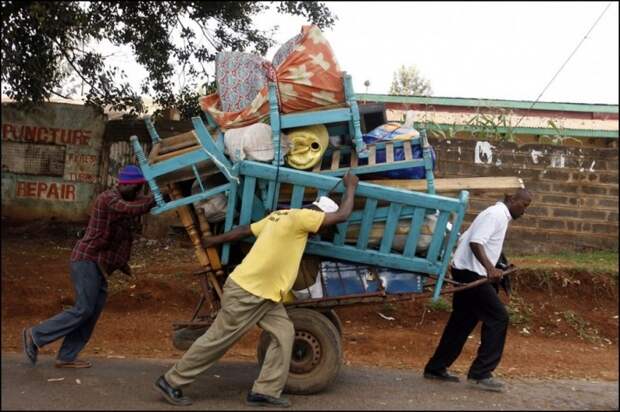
[389,65,433,96]
[1,1,336,118]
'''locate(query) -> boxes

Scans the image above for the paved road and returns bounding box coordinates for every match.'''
[2,353,617,410]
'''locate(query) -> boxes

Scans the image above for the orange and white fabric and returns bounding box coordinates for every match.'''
[200,25,344,130]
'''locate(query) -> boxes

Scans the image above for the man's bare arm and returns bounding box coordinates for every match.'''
[320,172,359,228]
[470,242,503,281]
[203,225,252,248]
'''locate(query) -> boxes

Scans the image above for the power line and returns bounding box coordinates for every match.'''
[514,2,613,128]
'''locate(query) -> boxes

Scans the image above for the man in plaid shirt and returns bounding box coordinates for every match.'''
[23,165,155,369]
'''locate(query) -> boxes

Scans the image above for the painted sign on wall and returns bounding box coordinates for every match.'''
[1,102,106,221]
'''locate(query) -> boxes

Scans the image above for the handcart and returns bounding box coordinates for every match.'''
[130,73,472,394]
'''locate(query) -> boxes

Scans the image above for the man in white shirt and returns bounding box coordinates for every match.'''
[423,189,532,392]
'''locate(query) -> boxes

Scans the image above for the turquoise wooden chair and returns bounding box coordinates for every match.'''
[228,160,469,301]
[267,72,368,165]
[130,117,238,215]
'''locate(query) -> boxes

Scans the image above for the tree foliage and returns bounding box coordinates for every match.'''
[389,65,433,96]
[1,1,336,118]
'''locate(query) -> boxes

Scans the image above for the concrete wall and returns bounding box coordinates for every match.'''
[1,103,106,222]
[429,137,619,253]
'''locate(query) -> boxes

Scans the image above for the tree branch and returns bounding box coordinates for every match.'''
[49,37,103,97]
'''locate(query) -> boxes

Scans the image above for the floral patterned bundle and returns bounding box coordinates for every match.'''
[200,25,345,130]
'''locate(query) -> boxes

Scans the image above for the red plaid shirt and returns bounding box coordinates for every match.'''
[71,188,155,273]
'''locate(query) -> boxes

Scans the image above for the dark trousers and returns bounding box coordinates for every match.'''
[425,267,509,380]
[31,261,108,362]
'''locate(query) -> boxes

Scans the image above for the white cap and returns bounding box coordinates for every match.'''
[312,196,339,213]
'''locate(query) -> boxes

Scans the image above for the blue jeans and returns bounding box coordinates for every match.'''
[31,261,108,362]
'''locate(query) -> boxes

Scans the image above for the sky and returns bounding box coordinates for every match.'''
[104,1,619,105]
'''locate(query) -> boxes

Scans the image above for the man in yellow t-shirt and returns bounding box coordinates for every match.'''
[154,172,359,408]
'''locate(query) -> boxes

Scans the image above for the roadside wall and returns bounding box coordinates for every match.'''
[429,137,619,253]
[1,103,106,222]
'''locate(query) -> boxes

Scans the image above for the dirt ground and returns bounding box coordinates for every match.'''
[2,226,618,382]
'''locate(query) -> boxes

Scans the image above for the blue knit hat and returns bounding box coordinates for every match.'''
[118,165,146,185]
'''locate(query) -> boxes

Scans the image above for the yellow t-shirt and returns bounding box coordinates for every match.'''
[230,209,325,302]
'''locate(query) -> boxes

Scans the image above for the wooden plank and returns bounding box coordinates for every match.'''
[322,160,424,177]
[280,107,351,129]
[356,198,378,250]
[379,203,402,254]
[239,176,257,225]
[333,221,350,246]
[403,140,413,161]
[368,145,376,166]
[330,150,341,171]
[403,208,426,257]
[290,185,305,208]
[152,145,200,163]
[159,131,198,147]
[221,180,238,265]
[366,177,525,192]
[169,184,209,268]
[385,141,394,164]
[158,140,198,155]
[305,241,438,275]
[148,143,161,163]
[194,204,222,272]
[425,211,450,262]
[350,150,358,168]
[239,161,463,212]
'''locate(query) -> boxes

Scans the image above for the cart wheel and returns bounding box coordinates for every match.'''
[257,308,342,395]
[321,309,343,337]
[172,327,207,351]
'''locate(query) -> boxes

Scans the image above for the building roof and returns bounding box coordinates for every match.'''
[357,94,619,139]
[356,94,619,114]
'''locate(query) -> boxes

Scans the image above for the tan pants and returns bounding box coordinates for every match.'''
[165,278,295,398]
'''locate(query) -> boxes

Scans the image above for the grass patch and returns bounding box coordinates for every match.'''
[511,250,618,276]
[507,293,533,326]
[561,310,601,343]
[424,297,452,312]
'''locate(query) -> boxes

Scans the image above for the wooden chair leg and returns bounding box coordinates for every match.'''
[195,206,224,274]
[169,184,224,298]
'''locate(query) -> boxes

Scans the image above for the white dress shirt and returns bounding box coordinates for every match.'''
[452,202,512,277]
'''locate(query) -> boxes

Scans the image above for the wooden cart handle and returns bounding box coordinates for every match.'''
[440,266,518,295]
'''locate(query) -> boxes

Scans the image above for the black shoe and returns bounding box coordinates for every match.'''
[153,375,192,406]
[22,328,38,366]
[467,377,505,392]
[423,369,460,382]
[246,391,291,408]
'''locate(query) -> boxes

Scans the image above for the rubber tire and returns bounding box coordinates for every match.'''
[321,309,343,337]
[257,308,342,395]
[172,327,208,351]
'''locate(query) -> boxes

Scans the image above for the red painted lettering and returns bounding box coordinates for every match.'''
[2,123,15,140]
[15,181,78,201]
[37,182,49,198]
[2,123,94,146]
[16,181,26,196]
[73,130,82,145]
[47,183,59,199]
[26,182,36,197]
[49,128,59,144]
[64,184,76,201]
[23,126,36,142]
[36,127,49,143]
[59,129,71,144]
